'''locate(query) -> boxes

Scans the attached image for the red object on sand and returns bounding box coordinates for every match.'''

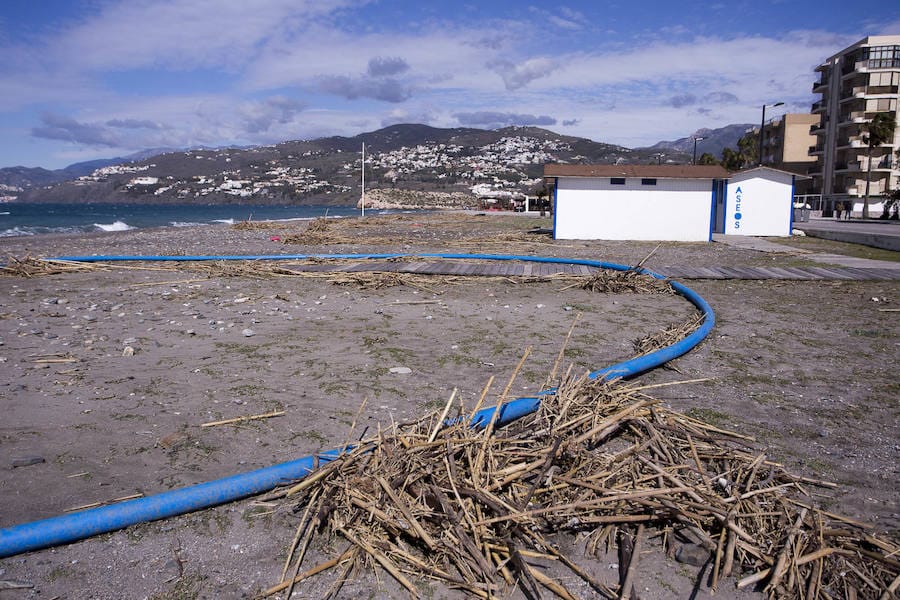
[270,236,281,242]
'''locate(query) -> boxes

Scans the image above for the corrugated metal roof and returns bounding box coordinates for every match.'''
[543,164,730,179]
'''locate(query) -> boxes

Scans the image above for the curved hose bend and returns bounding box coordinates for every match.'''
[0,253,713,558]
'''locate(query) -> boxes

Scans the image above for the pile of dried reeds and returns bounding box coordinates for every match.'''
[578,270,674,295]
[633,312,705,357]
[261,370,899,599]
[0,257,106,277]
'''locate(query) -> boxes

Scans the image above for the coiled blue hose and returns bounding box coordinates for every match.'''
[0,253,714,558]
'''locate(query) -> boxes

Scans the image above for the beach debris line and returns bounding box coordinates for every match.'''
[259,368,898,599]
[1,256,107,277]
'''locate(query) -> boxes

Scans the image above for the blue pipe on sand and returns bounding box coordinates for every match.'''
[0,253,714,558]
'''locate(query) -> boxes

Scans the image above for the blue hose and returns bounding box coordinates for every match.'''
[0,253,713,558]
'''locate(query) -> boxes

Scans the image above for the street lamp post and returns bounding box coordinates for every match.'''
[758,102,784,166]
[692,136,705,165]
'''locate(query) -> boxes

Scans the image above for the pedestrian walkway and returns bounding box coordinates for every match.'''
[285,257,900,281]
[796,217,900,252]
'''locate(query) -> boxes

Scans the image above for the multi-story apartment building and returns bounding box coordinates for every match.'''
[759,113,820,194]
[810,36,900,214]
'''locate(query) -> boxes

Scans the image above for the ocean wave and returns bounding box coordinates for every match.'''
[1,225,88,237]
[212,218,235,225]
[94,221,134,232]
[0,226,36,237]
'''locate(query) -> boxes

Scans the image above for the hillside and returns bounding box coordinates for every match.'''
[641,124,753,158]
[6,124,704,206]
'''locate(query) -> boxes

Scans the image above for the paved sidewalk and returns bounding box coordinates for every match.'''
[712,232,900,271]
[795,217,900,252]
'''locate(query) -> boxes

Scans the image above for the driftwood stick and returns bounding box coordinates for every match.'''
[338,527,419,596]
[199,410,285,428]
[427,388,458,443]
[258,547,355,598]
[619,524,644,600]
[546,312,582,387]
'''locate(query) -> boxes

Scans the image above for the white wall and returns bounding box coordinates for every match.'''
[725,170,794,236]
[554,177,714,241]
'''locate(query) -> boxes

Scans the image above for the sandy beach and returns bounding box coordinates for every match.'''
[0,212,897,599]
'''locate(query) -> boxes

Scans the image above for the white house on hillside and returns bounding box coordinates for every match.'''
[544,164,729,242]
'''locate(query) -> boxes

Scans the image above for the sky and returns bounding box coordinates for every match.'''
[1,1,899,169]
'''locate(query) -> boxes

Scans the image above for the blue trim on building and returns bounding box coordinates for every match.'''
[551,180,558,239]
[708,179,717,241]
[788,175,796,233]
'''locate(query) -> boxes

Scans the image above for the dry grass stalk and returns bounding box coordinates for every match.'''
[261,368,898,599]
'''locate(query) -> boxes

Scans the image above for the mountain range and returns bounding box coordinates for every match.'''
[1,124,750,205]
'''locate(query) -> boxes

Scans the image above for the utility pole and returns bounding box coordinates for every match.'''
[359,142,366,217]
[759,102,784,166]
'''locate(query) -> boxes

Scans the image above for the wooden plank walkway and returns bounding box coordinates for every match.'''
[283,259,900,281]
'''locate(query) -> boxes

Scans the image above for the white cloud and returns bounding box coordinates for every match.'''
[48,0,364,72]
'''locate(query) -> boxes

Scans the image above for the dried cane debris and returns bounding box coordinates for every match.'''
[261,367,899,599]
[633,312,705,356]
[578,270,674,295]
[1,256,107,277]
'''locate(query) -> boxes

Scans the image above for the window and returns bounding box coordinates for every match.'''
[610,177,625,185]
[862,45,900,69]
[641,178,657,185]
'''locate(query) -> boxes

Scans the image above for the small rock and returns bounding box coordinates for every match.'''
[11,456,45,468]
[242,328,255,337]
[675,543,709,566]
[389,366,412,375]
[234,297,250,304]
[122,346,135,357]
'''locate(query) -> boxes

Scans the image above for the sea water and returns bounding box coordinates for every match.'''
[0,203,368,237]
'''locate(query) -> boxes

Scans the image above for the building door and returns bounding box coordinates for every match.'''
[712,179,726,233]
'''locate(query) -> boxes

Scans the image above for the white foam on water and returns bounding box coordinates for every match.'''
[171,221,205,228]
[212,218,235,225]
[94,221,134,232]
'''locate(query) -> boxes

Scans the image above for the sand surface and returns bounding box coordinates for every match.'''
[0,212,896,599]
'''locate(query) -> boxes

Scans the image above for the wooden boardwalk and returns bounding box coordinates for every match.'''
[288,259,900,281]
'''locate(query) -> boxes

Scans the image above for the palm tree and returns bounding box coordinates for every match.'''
[861,112,896,219]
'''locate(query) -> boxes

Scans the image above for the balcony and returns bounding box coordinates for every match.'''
[870,157,895,170]
[835,161,862,172]
[837,137,866,149]
[812,78,829,92]
[809,144,825,155]
[811,100,827,113]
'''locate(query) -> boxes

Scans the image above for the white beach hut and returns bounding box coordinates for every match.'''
[544,164,730,242]
[723,167,798,237]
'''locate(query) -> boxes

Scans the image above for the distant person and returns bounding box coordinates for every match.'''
[844,202,852,220]
[835,201,843,220]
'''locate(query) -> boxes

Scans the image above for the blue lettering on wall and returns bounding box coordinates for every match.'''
[733,186,742,230]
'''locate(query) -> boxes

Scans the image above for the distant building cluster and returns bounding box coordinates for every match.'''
[359,135,568,199]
